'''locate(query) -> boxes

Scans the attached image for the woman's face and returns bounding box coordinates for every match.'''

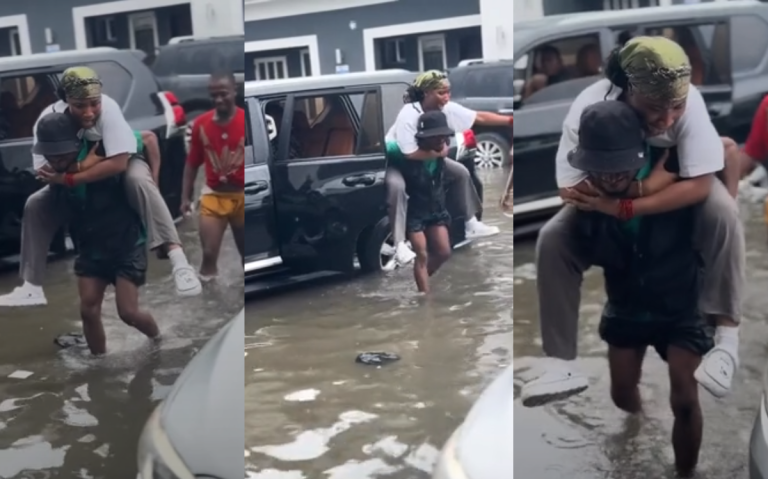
[424,81,451,109]
[627,91,686,137]
[67,96,102,129]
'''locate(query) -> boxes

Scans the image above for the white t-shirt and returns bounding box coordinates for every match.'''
[385,101,477,155]
[32,94,138,170]
[555,79,724,188]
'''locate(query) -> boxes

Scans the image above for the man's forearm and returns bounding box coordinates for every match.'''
[632,175,713,215]
[142,131,162,178]
[72,154,130,185]
[181,163,198,201]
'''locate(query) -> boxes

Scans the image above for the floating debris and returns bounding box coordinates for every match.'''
[355,352,400,366]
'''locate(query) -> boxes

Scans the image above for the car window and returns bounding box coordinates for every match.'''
[517,33,601,104]
[643,22,730,86]
[85,61,133,106]
[522,76,602,107]
[245,98,268,165]
[272,90,382,160]
[461,66,514,98]
[730,16,768,74]
[0,73,58,141]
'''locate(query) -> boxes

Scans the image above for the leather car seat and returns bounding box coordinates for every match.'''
[323,106,356,157]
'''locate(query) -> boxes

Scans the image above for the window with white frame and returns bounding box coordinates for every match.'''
[300,49,312,76]
[383,38,406,64]
[418,34,446,71]
[255,57,288,81]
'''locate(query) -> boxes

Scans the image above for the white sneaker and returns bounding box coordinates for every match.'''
[694,346,736,398]
[0,284,47,307]
[173,265,202,297]
[394,242,416,266]
[521,361,589,407]
[466,220,500,239]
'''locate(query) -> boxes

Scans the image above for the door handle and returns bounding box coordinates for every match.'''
[342,174,376,187]
[244,180,268,195]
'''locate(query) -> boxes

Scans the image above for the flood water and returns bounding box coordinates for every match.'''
[245,169,513,478]
[0,218,243,478]
[513,197,768,479]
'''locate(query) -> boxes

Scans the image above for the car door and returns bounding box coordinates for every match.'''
[243,97,281,274]
[512,31,603,212]
[639,20,733,136]
[267,87,387,273]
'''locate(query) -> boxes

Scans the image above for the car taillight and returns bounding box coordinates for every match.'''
[463,130,477,149]
[162,91,186,126]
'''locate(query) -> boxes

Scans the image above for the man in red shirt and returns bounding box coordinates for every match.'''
[182,72,244,279]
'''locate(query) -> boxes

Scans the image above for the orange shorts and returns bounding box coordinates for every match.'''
[199,191,244,226]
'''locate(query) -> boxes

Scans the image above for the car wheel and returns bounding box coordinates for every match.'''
[475,133,510,168]
[358,218,395,273]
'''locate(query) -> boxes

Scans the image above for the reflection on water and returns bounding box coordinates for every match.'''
[513,201,768,478]
[246,171,513,478]
[0,221,243,478]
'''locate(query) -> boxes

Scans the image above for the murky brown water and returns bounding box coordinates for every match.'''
[514,199,768,479]
[245,170,513,478]
[0,218,243,478]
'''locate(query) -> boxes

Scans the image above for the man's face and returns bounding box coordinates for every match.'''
[587,170,639,196]
[627,92,686,137]
[419,135,449,151]
[209,78,235,116]
[424,81,451,109]
[45,152,78,173]
[66,96,102,129]
[540,50,563,77]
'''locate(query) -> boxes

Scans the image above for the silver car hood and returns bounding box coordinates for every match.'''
[160,310,244,478]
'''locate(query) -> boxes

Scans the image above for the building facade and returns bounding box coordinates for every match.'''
[243,0,513,81]
[0,0,242,58]
[516,0,744,21]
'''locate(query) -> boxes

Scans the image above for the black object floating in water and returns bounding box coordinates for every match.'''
[54,332,87,349]
[355,352,400,366]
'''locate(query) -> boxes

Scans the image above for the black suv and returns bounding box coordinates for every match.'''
[152,36,245,119]
[0,47,187,257]
[448,60,514,168]
[245,71,481,294]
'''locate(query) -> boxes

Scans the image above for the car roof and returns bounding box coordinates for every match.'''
[0,47,122,72]
[515,0,763,45]
[245,70,417,97]
[161,35,244,49]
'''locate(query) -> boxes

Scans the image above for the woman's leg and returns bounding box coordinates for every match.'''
[77,276,109,355]
[425,224,452,276]
[443,159,499,238]
[385,167,415,264]
[408,230,429,293]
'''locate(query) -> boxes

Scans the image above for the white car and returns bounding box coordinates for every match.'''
[432,365,513,479]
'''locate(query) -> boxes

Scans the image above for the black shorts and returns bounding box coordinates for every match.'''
[406,210,451,234]
[74,242,147,286]
[599,309,714,361]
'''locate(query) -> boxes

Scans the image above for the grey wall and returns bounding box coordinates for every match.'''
[0,0,193,54]
[244,0,481,74]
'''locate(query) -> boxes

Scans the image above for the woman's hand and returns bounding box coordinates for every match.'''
[562,185,621,217]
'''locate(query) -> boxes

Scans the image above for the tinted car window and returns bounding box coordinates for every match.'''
[461,66,514,97]
[154,40,244,76]
[731,16,768,73]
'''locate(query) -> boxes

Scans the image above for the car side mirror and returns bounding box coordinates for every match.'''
[265,114,277,141]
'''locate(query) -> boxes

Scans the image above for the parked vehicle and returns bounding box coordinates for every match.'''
[137,309,242,479]
[152,35,245,121]
[448,60,514,168]
[513,0,768,235]
[0,47,187,258]
[432,364,513,479]
[245,71,483,294]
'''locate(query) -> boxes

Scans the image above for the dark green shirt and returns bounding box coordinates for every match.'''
[386,141,438,175]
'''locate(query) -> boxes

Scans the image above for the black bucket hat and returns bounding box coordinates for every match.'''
[567,100,646,173]
[414,111,454,139]
[32,112,82,157]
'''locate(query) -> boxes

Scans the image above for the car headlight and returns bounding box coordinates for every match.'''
[432,426,470,479]
[137,405,194,479]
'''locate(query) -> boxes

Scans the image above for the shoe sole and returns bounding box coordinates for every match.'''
[466,230,501,240]
[522,385,588,408]
[0,299,47,307]
[693,367,729,398]
[176,284,203,297]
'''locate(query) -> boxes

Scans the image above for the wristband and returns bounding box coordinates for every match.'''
[618,199,634,221]
[65,173,75,187]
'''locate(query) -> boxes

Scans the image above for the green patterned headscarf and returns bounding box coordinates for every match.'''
[61,66,102,99]
[619,36,691,103]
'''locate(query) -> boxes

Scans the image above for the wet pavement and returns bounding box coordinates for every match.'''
[0,217,243,478]
[245,169,513,478]
[513,198,768,479]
